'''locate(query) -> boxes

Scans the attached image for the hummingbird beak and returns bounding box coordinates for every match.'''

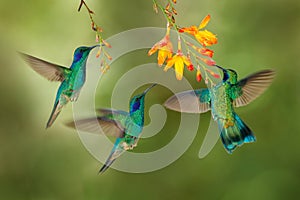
[215,65,228,74]
[215,65,225,71]
[215,65,230,81]
[89,44,100,50]
[143,83,157,95]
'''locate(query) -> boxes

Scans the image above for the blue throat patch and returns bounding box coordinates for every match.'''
[223,71,229,81]
[132,101,140,112]
[74,52,83,62]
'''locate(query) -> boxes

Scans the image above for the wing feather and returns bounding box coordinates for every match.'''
[19,52,70,82]
[233,70,275,107]
[65,117,125,138]
[164,89,211,113]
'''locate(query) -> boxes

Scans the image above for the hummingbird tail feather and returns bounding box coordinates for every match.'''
[99,159,116,174]
[99,143,124,174]
[46,101,63,129]
[218,113,256,153]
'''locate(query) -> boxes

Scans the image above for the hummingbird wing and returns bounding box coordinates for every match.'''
[65,117,125,138]
[232,70,275,107]
[19,53,71,82]
[97,108,130,127]
[65,109,130,138]
[164,89,211,113]
[97,108,129,116]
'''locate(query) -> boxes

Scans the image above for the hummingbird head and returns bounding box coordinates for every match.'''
[73,45,100,63]
[227,69,238,84]
[129,84,157,113]
[215,65,238,83]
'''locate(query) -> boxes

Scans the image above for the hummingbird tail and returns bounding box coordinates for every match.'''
[99,159,116,174]
[46,101,63,129]
[99,140,125,174]
[218,113,256,153]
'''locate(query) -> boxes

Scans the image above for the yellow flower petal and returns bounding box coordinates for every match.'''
[195,30,217,46]
[148,28,173,66]
[148,44,159,56]
[164,56,176,71]
[199,14,211,29]
[174,58,184,80]
[167,50,173,59]
[182,55,191,66]
[179,26,198,34]
[157,49,172,66]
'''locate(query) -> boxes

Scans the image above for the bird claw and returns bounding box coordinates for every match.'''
[123,142,137,151]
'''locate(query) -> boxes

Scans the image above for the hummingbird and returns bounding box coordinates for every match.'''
[66,84,157,173]
[164,66,275,153]
[19,45,99,128]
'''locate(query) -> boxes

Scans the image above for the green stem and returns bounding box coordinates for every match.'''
[152,0,179,30]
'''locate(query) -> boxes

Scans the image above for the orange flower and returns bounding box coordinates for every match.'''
[186,41,214,58]
[179,15,217,47]
[164,38,193,80]
[148,25,173,66]
[200,48,214,58]
[196,68,202,82]
[206,68,220,79]
[198,57,216,66]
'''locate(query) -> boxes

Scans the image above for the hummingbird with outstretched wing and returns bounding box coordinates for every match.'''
[164,66,275,153]
[66,84,157,173]
[20,45,99,128]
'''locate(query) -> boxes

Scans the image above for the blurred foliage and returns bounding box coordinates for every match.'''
[0,0,299,199]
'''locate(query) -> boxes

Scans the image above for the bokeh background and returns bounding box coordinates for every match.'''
[0,0,300,199]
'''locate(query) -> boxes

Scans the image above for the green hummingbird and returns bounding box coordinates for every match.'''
[164,66,275,153]
[19,45,99,128]
[66,84,157,173]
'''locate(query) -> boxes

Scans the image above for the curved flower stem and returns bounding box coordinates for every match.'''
[78,0,102,42]
[78,0,112,73]
[152,0,179,30]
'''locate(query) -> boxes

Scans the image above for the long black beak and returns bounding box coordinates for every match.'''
[215,65,226,72]
[89,44,100,50]
[143,83,157,95]
[215,65,228,75]
[215,65,229,81]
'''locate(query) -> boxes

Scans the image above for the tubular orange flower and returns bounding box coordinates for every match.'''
[199,14,211,29]
[200,48,214,58]
[102,39,112,48]
[179,14,217,47]
[196,68,202,82]
[186,41,214,58]
[206,68,220,79]
[197,57,216,66]
[148,25,173,66]
[164,37,193,80]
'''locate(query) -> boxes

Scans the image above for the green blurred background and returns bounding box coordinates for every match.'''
[0,0,300,199]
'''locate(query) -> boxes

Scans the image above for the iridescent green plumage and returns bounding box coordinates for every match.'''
[20,45,98,128]
[66,84,157,173]
[164,66,275,153]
